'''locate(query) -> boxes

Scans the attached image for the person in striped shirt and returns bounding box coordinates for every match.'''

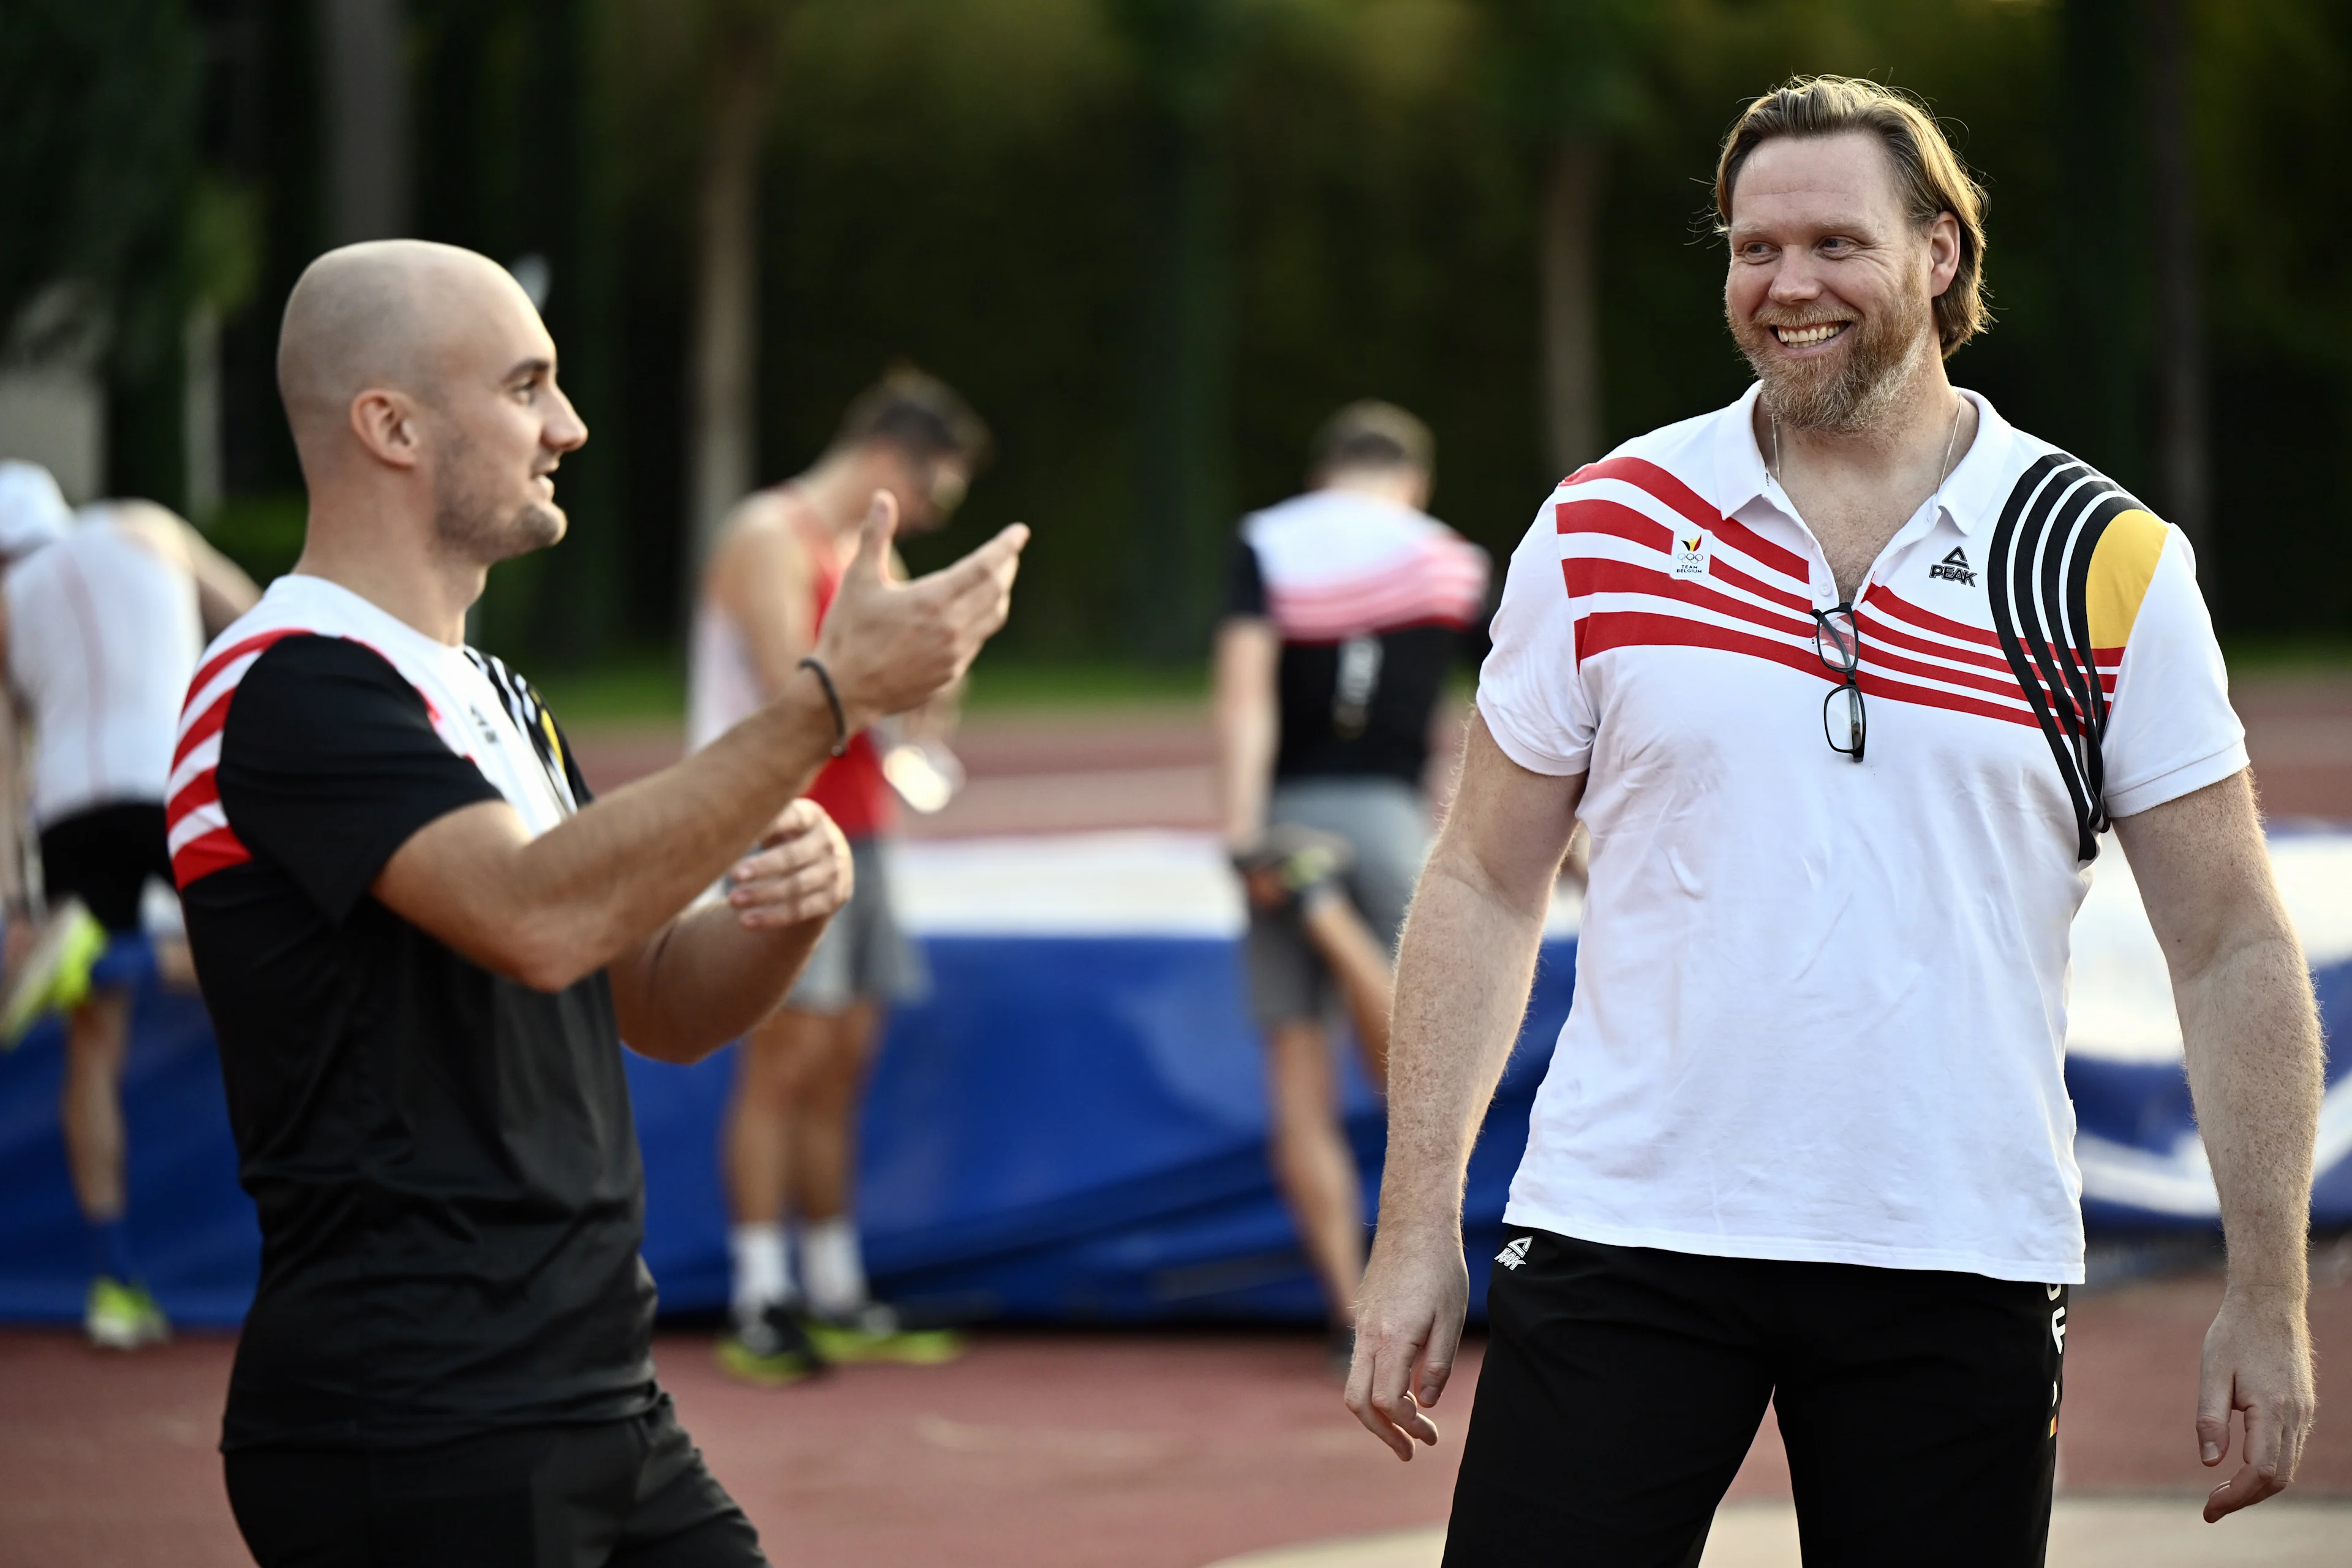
[1348,76,2321,1564]
[172,239,1024,1568]
[1213,401,1491,1368]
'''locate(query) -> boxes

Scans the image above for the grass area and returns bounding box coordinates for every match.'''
[529,652,690,728]
[528,648,1208,729]
[2222,635,2352,675]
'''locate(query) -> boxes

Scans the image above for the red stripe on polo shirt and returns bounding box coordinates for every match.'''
[1861,611,2015,677]
[1577,457,1815,584]
[1708,555,1813,616]
[1556,496,1671,551]
[1864,584,2003,649]
[1856,669,2045,731]
[1575,608,1823,680]
[1563,557,1814,643]
[1860,642,2036,707]
[1573,607,2046,734]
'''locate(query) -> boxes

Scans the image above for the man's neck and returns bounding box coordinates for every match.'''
[292,500,483,647]
[1754,344,1978,601]
[1317,469,1425,510]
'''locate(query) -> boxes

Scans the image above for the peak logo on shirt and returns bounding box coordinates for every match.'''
[1930,546,1977,587]
[1670,530,1711,579]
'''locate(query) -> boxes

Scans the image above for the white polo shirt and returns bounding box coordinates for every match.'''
[1478,385,2245,1282]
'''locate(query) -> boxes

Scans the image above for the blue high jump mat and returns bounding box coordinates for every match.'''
[3,828,2349,1329]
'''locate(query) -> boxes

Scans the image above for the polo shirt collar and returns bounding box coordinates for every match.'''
[1710,382,2016,537]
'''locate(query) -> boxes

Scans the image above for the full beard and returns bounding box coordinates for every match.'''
[1734,283,1936,435]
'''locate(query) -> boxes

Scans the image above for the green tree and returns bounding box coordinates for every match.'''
[0,0,202,507]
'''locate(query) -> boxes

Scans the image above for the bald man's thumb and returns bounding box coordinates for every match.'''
[845,490,899,586]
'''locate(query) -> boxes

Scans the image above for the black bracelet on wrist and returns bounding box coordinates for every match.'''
[798,655,850,757]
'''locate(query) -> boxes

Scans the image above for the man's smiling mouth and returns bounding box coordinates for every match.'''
[1773,322,1848,347]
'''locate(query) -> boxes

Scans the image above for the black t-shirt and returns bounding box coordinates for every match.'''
[181,634,657,1451]
[1224,535,1491,785]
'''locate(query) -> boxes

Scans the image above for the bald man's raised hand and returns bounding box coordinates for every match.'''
[812,491,1027,729]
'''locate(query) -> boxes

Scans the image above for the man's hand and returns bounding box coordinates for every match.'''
[2197,1286,2316,1520]
[1345,1221,1470,1460]
[723,799,852,931]
[2113,772,2323,1523]
[813,490,1027,730]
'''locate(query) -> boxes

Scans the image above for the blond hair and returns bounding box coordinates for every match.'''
[1715,76,1991,356]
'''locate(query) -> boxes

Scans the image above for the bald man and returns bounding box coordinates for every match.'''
[170,240,1026,1568]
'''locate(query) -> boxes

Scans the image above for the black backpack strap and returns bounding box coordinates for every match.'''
[1985,451,2148,862]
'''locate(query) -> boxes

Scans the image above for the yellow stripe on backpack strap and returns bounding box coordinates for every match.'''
[2084,509,2168,652]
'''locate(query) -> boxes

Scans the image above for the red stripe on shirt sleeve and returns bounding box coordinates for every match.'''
[172,827,252,889]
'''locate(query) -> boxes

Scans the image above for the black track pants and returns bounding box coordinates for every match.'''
[1442,1230,2066,1568]
[225,1396,764,1568]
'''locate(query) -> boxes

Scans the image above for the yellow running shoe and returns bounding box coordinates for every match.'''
[805,1303,965,1366]
[2,899,107,1048]
[715,1303,829,1386]
[85,1277,170,1350]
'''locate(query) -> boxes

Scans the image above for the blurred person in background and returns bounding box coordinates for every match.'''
[1213,402,1491,1371]
[1349,77,2320,1562]
[691,369,990,1382]
[0,461,261,1349]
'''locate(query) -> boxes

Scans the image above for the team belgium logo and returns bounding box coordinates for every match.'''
[1670,529,1710,580]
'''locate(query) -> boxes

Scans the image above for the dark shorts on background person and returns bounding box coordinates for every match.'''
[783,835,927,1013]
[1243,776,1428,1028]
[1443,1229,2064,1568]
[225,1395,764,1568]
[37,801,172,935]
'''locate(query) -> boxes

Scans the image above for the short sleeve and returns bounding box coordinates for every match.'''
[1475,501,1595,777]
[216,636,505,921]
[2098,527,2248,819]
[1221,535,1268,621]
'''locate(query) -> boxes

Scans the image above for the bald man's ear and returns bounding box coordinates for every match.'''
[349,388,426,470]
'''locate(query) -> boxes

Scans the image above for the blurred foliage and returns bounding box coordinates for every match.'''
[17,0,2350,668]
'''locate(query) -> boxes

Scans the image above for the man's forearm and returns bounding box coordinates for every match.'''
[614,901,828,1064]
[1379,853,1552,1232]
[2179,927,2324,1292]
[503,679,842,985]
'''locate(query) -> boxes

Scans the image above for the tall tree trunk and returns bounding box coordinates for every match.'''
[687,45,768,585]
[1133,104,1231,662]
[1121,0,1238,663]
[2057,0,2146,489]
[1540,137,1605,478]
[2144,0,2211,573]
[321,0,410,245]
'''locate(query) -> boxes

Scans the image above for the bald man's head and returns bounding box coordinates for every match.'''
[281,241,532,442]
[277,239,587,571]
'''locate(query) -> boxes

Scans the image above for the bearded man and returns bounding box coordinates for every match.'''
[1346,77,2320,1566]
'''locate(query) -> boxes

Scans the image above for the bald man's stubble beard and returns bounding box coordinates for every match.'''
[1735,281,1937,437]
[431,447,567,565]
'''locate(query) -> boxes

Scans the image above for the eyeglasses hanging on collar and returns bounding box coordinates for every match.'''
[1812,603,1866,763]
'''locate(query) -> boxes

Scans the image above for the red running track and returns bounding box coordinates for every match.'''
[4,1263,2349,1568]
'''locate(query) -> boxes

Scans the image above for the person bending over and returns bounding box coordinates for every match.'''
[171,239,1024,1568]
[0,467,260,1348]
[690,369,987,1380]
[1213,402,1490,1368]
[1348,78,2318,1566]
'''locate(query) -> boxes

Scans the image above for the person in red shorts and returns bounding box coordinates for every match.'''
[689,370,989,1379]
